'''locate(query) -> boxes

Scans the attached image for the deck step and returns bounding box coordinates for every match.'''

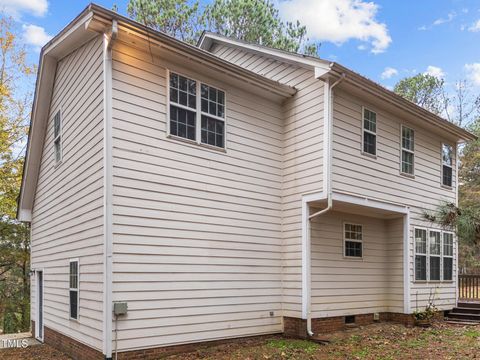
[458,302,480,309]
[452,307,480,314]
[447,312,480,322]
[445,319,480,326]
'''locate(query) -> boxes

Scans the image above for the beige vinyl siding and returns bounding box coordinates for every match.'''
[209,42,325,319]
[306,211,403,317]
[331,88,457,311]
[30,36,104,350]
[111,40,284,351]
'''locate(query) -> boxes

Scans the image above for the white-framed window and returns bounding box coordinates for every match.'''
[414,227,454,282]
[442,143,453,187]
[362,107,377,156]
[443,232,454,281]
[429,230,441,281]
[53,110,62,163]
[69,259,79,320]
[168,71,226,149]
[414,228,427,281]
[401,125,414,175]
[344,223,363,258]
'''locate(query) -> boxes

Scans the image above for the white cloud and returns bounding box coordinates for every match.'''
[381,67,398,79]
[278,0,392,54]
[425,65,445,79]
[433,11,456,26]
[468,19,480,32]
[465,63,480,86]
[22,24,52,50]
[0,0,48,18]
[418,25,427,31]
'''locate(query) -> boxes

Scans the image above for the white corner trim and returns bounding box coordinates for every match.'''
[102,28,115,359]
[403,211,411,314]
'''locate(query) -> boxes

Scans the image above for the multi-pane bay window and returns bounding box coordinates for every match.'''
[362,108,377,156]
[429,230,441,281]
[344,223,363,258]
[69,260,79,320]
[53,110,62,163]
[401,125,414,175]
[414,228,427,281]
[442,144,453,187]
[169,72,226,148]
[443,232,454,281]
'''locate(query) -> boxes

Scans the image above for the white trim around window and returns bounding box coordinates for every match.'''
[53,109,62,165]
[441,143,453,188]
[166,69,227,151]
[69,258,79,321]
[361,106,377,158]
[413,227,455,282]
[343,222,363,259]
[400,125,415,176]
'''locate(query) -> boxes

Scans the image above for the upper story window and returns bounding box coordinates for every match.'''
[362,108,376,156]
[69,259,79,320]
[53,110,62,164]
[344,223,363,258]
[169,72,226,149]
[401,126,415,175]
[442,144,453,187]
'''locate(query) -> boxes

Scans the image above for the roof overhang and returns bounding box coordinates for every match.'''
[17,4,297,222]
[316,64,477,142]
[199,32,476,142]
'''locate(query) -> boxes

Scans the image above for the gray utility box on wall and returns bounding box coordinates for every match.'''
[113,302,128,316]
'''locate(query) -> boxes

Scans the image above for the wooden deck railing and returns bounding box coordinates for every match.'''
[459,274,480,300]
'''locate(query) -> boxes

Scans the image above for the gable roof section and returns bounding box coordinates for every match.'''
[17,4,297,221]
[199,32,476,142]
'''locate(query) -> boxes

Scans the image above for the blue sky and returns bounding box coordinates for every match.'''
[5,0,480,91]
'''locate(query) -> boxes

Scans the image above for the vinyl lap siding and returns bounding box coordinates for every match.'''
[209,42,325,319]
[30,36,104,350]
[331,89,457,311]
[111,41,283,351]
[309,211,403,317]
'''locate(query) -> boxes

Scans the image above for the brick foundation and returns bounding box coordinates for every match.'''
[284,312,418,338]
[35,312,442,360]
[43,326,103,360]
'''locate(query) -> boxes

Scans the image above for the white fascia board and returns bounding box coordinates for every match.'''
[201,32,330,69]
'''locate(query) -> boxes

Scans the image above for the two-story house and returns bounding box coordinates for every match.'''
[17,4,476,360]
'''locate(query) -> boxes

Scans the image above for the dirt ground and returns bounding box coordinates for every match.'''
[0,322,479,360]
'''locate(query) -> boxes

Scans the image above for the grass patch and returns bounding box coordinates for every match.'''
[464,328,480,338]
[267,339,319,354]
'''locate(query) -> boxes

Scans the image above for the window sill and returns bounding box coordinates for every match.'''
[361,151,377,159]
[343,256,364,261]
[400,172,415,179]
[166,134,226,153]
[441,184,453,190]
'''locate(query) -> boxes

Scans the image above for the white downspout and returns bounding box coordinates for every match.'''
[305,73,345,337]
[103,19,117,360]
